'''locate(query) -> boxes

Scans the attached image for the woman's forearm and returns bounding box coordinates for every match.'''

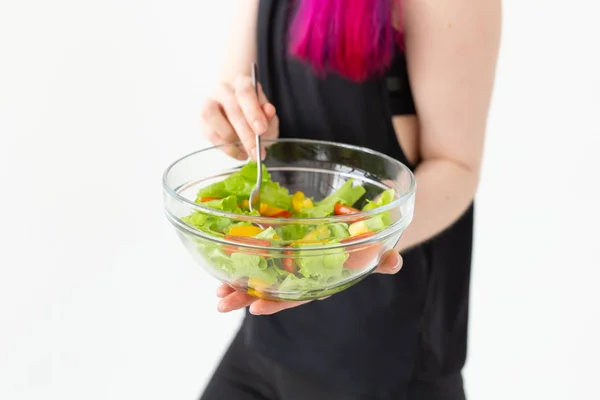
[396,158,479,252]
[218,0,259,84]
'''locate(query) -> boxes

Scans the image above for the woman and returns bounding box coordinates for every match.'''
[199,0,500,398]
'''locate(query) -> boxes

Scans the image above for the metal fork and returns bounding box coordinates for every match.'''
[248,62,262,214]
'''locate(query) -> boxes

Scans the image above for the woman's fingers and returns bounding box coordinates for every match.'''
[217,290,256,313]
[216,283,312,315]
[201,77,278,160]
[234,76,269,135]
[201,99,247,160]
[232,77,272,160]
[216,283,236,298]
[248,299,312,315]
[214,83,260,160]
[216,283,329,315]
[374,250,403,274]
[214,251,400,317]
[263,103,276,121]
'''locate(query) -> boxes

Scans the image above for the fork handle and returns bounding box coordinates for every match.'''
[251,62,263,184]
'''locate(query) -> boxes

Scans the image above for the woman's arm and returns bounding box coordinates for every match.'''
[202,0,278,159]
[218,0,260,83]
[397,0,502,251]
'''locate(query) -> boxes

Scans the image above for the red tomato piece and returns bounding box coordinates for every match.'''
[334,202,360,216]
[340,232,382,270]
[271,210,293,218]
[282,247,296,273]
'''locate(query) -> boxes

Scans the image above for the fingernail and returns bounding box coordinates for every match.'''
[390,253,402,271]
[253,120,267,134]
[217,301,226,313]
[235,148,248,161]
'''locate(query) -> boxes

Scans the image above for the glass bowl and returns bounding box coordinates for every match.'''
[163,139,416,301]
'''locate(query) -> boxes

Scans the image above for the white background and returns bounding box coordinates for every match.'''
[1,0,599,399]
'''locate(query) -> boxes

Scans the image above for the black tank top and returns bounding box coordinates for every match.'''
[242,1,475,397]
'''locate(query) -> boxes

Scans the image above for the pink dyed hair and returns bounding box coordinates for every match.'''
[289,0,404,82]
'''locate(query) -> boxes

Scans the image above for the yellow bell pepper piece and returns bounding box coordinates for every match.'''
[247,288,266,299]
[348,221,371,237]
[228,225,264,237]
[294,225,330,244]
[292,192,314,212]
[248,277,271,290]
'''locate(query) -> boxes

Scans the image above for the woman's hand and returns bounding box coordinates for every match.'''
[216,250,403,315]
[201,74,279,160]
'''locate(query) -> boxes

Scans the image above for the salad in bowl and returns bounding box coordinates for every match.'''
[163,139,415,301]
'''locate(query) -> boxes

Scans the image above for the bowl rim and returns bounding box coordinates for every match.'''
[163,138,416,249]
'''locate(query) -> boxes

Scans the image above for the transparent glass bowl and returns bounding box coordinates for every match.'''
[163,139,416,301]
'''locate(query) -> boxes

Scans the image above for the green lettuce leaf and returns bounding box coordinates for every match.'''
[182,195,239,235]
[361,188,396,227]
[229,253,283,285]
[293,243,349,283]
[275,224,308,241]
[278,274,321,295]
[196,162,266,200]
[182,212,229,236]
[194,241,234,274]
[238,161,271,182]
[195,161,292,210]
[182,195,263,236]
[303,179,366,218]
[362,188,395,211]
[260,181,292,210]
[201,195,240,212]
[352,215,388,232]
[327,223,350,240]
[194,181,229,199]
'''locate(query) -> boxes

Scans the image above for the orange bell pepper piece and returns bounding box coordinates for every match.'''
[259,203,288,217]
[199,197,221,202]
